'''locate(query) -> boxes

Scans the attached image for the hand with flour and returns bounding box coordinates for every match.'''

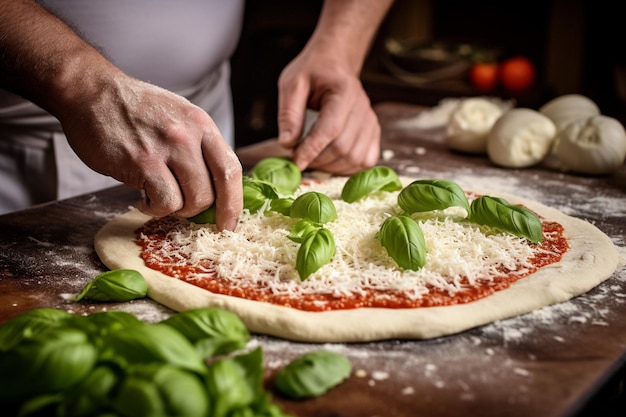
[0,0,243,228]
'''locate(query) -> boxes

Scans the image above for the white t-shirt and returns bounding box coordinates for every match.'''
[0,1,245,212]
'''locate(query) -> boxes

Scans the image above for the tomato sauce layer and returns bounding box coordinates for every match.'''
[136,220,568,312]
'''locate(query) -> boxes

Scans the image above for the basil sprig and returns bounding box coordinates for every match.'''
[243,176,279,214]
[341,165,402,203]
[273,350,352,399]
[269,197,294,216]
[398,179,470,214]
[468,196,543,243]
[296,228,336,280]
[250,156,302,195]
[376,215,427,271]
[288,219,321,243]
[290,191,337,224]
[75,269,148,302]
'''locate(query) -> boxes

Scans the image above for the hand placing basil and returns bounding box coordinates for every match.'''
[341,165,402,203]
[398,179,470,214]
[250,156,302,195]
[273,350,351,400]
[468,196,543,243]
[290,191,337,224]
[296,228,336,280]
[74,269,148,302]
[376,215,427,271]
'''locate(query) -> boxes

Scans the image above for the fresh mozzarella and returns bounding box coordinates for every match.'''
[487,108,557,168]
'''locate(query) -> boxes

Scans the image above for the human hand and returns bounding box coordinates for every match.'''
[57,75,242,230]
[276,51,381,175]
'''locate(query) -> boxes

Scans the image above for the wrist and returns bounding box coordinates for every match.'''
[39,47,125,120]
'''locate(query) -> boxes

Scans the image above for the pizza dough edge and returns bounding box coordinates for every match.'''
[93,193,620,343]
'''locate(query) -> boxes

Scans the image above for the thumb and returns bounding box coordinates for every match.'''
[277,79,309,149]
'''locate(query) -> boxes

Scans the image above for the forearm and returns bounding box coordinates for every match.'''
[306,0,394,74]
[0,0,123,118]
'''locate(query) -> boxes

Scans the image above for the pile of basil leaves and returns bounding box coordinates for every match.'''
[0,305,351,417]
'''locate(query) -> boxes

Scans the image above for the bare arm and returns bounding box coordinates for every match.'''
[277,0,394,174]
[0,0,242,230]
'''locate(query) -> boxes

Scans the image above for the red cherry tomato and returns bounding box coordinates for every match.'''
[469,62,499,92]
[499,56,536,94]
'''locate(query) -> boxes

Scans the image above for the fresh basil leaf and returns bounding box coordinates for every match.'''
[290,191,337,224]
[75,269,148,302]
[269,197,294,216]
[60,364,119,417]
[273,350,351,400]
[188,204,217,224]
[101,323,206,374]
[287,219,320,243]
[243,176,279,214]
[231,347,265,403]
[85,310,144,335]
[296,228,336,280]
[112,363,209,417]
[468,196,544,243]
[397,179,470,214]
[341,166,402,203]
[250,157,302,195]
[15,393,63,417]
[161,307,250,359]
[0,327,98,402]
[0,308,74,352]
[376,215,427,271]
[206,357,256,417]
[232,391,292,417]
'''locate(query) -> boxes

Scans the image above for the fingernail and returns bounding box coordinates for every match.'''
[224,218,239,232]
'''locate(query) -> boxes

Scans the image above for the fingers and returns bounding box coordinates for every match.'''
[290,93,345,171]
[291,88,381,175]
[133,108,242,231]
[135,165,185,218]
[277,74,309,150]
[202,138,243,231]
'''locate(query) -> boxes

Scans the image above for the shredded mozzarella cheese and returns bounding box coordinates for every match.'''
[147,177,542,300]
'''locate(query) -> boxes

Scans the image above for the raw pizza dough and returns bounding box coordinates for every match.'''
[95,188,619,343]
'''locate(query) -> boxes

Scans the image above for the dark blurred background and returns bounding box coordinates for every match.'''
[231,0,625,148]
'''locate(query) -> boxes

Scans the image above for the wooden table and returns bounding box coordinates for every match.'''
[1,102,625,417]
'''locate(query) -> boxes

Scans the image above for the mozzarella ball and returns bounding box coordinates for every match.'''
[487,108,557,168]
[555,115,626,175]
[445,97,508,154]
[539,94,600,131]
